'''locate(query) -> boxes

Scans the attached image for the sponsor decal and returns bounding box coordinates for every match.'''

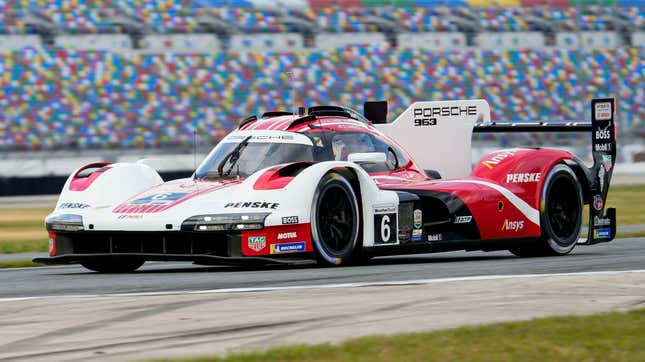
[595,129,611,140]
[229,134,294,141]
[505,173,541,183]
[58,202,90,209]
[602,155,613,171]
[412,106,477,127]
[282,216,299,225]
[374,206,397,214]
[248,236,266,252]
[595,143,612,152]
[599,167,606,191]
[454,215,472,224]
[270,242,305,254]
[593,194,604,211]
[594,216,610,227]
[594,102,612,121]
[427,234,442,241]
[501,219,524,232]
[375,213,397,244]
[594,228,611,239]
[277,231,297,240]
[482,150,517,170]
[412,229,423,237]
[225,202,279,209]
[118,214,143,220]
[413,209,422,229]
[131,192,189,206]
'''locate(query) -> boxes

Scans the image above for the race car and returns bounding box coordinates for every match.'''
[34,98,617,272]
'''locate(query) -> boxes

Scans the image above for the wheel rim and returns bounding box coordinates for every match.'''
[316,184,355,255]
[547,176,581,245]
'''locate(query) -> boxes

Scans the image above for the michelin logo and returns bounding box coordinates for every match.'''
[594,228,611,239]
[270,242,305,254]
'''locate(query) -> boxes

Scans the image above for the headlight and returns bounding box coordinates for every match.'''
[181,213,269,232]
[45,214,84,232]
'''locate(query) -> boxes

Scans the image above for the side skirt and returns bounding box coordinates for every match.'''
[364,237,541,257]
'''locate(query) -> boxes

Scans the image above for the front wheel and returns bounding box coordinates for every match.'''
[81,257,145,273]
[310,172,361,266]
[510,164,583,257]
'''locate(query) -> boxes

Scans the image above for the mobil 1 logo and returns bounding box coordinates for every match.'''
[374,206,398,244]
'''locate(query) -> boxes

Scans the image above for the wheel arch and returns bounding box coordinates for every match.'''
[286,161,398,248]
[55,162,164,211]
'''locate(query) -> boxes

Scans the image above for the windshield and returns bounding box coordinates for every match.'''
[194,129,408,179]
[195,131,316,179]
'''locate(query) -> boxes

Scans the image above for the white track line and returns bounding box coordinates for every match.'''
[2,269,645,303]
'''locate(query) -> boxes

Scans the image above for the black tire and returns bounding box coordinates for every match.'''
[510,164,583,257]
[311,171,361,266]
[81,257,145,273]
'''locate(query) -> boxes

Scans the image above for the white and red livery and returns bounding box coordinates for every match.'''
[36,98,617,272]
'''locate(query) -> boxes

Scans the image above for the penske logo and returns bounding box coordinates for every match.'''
[506,173,541,183]
[502,219,524,232]
[482,150,516,170]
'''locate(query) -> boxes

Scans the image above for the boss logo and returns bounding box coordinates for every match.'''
[282,216,299,225]
[595,129,611,140]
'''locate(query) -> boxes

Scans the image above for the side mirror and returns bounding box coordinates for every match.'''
[347,152,387,166]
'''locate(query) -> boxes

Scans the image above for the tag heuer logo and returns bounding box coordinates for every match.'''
[248,236,266,252]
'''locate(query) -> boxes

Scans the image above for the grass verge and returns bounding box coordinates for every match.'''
[0,239,48,254]
[166,308,645,362]
[0,260,45,269]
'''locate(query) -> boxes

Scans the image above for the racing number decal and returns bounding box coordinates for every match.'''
[374,208,397,244]
[381,215,391,242]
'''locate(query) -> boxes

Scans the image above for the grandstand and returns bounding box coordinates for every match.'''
[0,0,643,153]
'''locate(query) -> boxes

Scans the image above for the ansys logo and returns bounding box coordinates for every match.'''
[482,150,516,170]
[501,219,524,232]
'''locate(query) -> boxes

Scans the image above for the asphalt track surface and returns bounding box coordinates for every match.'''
[2,237,644,300]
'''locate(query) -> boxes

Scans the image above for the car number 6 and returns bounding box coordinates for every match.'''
[381,215,391,242]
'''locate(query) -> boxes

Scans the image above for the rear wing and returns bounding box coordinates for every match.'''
[474,98,617,245]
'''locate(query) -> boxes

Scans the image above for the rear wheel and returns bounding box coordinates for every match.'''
[81,257,145,273]
[311,172,361,266]
[509,164,583,257]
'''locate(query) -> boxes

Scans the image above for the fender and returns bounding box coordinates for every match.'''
[284,161,399,247]
[55,162,164,212]
[471,148,574,213]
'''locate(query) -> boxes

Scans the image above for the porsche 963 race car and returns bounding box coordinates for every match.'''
[35,98,617,272]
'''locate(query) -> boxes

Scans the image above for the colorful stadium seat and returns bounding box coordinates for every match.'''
[0,46,643,150]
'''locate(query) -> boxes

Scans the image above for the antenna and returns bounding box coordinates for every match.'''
[193,128,197,180]
[286,71,296,118]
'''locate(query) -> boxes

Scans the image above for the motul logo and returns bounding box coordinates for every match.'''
[506,173,541,183]
[502,219,524,232]
[277,232,297,240]
[482,150,516,170]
